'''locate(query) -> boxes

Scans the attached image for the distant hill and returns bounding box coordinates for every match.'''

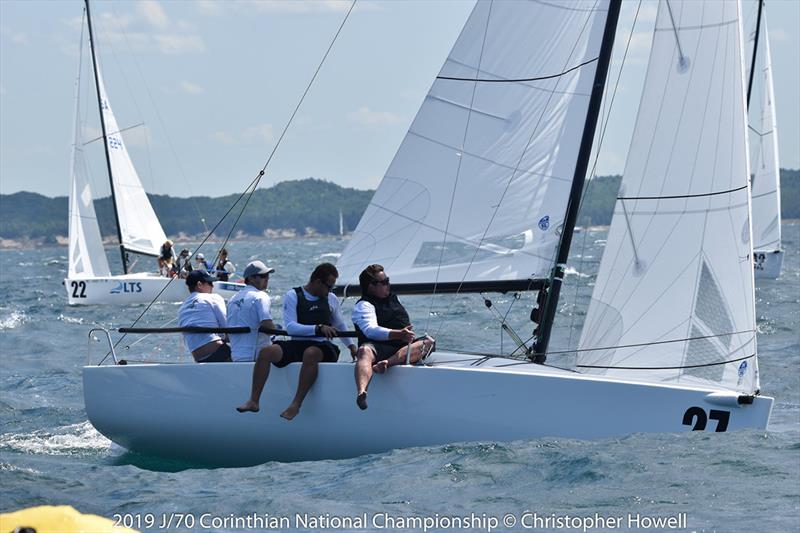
[1,171,797,242]
[0,178,372,243]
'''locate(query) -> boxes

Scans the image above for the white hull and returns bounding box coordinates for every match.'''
[65,273,244,305]
[753,249,783,279]
[83,352,773,466]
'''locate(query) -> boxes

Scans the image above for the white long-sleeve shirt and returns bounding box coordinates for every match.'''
[282,288,355,349]
[351,300,392,341]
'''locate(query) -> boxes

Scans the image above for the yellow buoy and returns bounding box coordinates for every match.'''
[0,505,139,533]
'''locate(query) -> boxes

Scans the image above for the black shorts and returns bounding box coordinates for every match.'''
[361,342,404,362]
[273,340,340,368]
[197,343,232,363]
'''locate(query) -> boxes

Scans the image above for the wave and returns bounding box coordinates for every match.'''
[57,314,85,325]
[0,421,112,456]
[0,310,28,330]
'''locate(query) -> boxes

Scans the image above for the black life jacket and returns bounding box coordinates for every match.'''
[294,287,332,326]
[216,259,229,281]
[354,293,410,349]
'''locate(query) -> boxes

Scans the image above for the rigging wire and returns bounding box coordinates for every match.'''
[105,0,358,359]
[426,0,600,342]
[209,0,359,269]
[566,0,643,358]
[107,3,209,233]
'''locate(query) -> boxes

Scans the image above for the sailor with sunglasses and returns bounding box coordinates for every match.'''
[352,264,435,410]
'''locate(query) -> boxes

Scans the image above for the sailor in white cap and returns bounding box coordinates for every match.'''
[226,261,277,364]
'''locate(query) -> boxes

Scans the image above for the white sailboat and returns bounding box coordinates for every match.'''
[745,3,783,279]
[84,0,772,466]
[65,2,244,305]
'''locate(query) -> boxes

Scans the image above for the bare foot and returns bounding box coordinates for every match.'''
[372,360,389,374]
[236,400,259,413]
[280,403,300,420]
[356,391,368,410]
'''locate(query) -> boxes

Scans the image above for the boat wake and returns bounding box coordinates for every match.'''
[0,421,111,457]
[0,309,28,330]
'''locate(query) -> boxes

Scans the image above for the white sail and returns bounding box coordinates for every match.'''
[337,0,612,286]
[68,17,110,279]
[578,0,758,393]
[748,20,781,252]
[95,62,167,257]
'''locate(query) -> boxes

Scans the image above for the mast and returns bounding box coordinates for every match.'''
[84,0,128,274]
[532,0,622,362]
[746,0,764,109]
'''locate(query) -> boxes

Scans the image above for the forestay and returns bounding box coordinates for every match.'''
[578,0,758,394]
[337,0,612,287]
[68,18,110,279]
[747,19,782,252]
[95,61,166,257]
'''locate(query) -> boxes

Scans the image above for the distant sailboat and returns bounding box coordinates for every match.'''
[84,0,771,466]
[745,2,783,279]
[338,208,345,238]
[65,1,244,305]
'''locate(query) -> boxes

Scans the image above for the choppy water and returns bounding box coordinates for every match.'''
[1,225,798,532]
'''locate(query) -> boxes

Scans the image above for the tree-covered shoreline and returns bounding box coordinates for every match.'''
[2,172,798,244]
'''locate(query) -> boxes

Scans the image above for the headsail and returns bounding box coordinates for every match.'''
[337,0,614,289]
[578,0,758,393]
[748,19,782,253]
[95,68,167,257]
[68,14,110,279]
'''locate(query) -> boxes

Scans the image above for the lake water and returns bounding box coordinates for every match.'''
[1,224,798,532]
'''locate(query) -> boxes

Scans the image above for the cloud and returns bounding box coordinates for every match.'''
[241,124,275,144]
[1,26,29,46]
[770,28,790,42]
[347,106,403,126]
[138,0,169,29]
[194,0,378,16]
[211,124,275,145]
[212,131,236,145]
[179,81,205,95]
[154,34,205,54]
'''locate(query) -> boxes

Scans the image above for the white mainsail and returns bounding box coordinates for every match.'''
[337,0,612,286]
[95,62,167,257]
[578,0,758,394]
[748,19,782,253]
[68,17,110,279]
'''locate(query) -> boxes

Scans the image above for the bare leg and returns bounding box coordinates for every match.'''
[383,338,434,369]
[236,344,283,413]
[281,346,324,420]
[355,346,376,410]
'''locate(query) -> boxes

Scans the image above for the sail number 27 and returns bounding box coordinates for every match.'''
[70,280,87,298]
[682,407,730,432]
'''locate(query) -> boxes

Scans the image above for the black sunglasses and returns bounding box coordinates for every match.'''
[370,277,390,286]
[321,280,337,290]
[254,273,270,279]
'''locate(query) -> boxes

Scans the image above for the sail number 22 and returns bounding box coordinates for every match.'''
[70,280,87,298]
[682,407,730,432]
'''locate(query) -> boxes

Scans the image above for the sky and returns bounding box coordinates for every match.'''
[1,0,798,199]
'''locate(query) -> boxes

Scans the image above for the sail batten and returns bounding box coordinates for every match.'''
[337,0,614,288]
[578,0,758,393]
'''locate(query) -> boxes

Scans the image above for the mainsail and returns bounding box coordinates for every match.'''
[578,0,758,394]
[68,15,110,279]
[337,0,614,288]
[747,19,782,253]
